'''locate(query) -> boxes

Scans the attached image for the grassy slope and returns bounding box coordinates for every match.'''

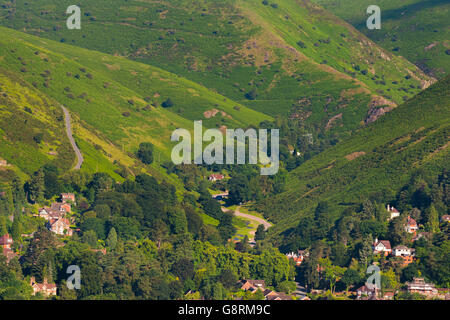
[0,26,270,158]
[312,0,450,78]
[0,68,74,176]
[0,0,434,137]
[257,76,450,236]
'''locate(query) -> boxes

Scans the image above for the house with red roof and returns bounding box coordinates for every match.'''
[0,233,13,249]
[0,234,16,263]
[405,216,418,234]
[47,217,73,236]
[30,277,57,296]
[373,239,392,256]
[61,193,76,204]
[208,173,224,181]
[240,279,266,292]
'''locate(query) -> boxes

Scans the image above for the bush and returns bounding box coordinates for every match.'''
[137,142,154,164]
[161,98,174,108]
[245,89,257,100]
[297,41,307,49]
[33,133,44,144]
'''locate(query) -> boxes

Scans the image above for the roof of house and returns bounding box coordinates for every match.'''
[242,279,266,288]
[209,173,224,180]
[407,216,418,226]
[394,245,410,251]
[387,205,399,213]
[375,240,391,250]
[357,285,376,293]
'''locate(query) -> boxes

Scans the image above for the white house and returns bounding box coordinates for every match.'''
[393,245,414,257]
[386,204,400,220]
[373,239,392,256]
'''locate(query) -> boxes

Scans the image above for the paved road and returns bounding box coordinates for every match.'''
[61,106,83,170]
[234,206,272,231]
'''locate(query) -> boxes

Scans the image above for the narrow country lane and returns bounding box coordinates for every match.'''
[61,105,83,170]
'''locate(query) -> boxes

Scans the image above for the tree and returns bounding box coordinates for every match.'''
[235,235,250,253]
[161,98,174,108]
[341,268,362,293]
[137,142,154,165]
[11,217,22,241]
[171,258,194,281]
[314,201,331,239]
[358,235,373,267]
[319,258,345,294]
[43,164,61,199]
[106,227,118,250]
[218,269,238,289]
[228,175,250,204]
[425,205,439,233]
[0,216,7,236]
[82,230,98,248]
[167,208,188,234]
[277,280,296,294]
[245,89,257,100]
[217,212,236,243]
[255,224,266,241]
[27,168,45,203]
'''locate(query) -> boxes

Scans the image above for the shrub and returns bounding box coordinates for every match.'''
[137,142,154,164]
[297,41,307,49]
[122,112,131,117]
[33,133,44,144]
[245,89,257,100]
[161,98,174,108]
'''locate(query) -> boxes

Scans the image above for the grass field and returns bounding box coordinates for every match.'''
[0,0,435,140]
[257,75,450,235]
[312,0,450,78]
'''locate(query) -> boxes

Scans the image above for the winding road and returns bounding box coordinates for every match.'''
[215,192,272,241]
[233,206,272,231]
[61,105,83,170]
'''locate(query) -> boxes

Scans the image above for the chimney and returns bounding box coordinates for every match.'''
[387,204,390,211]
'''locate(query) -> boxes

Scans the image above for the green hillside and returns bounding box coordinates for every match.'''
[312,0,450,78]
[256,75,450,235]
[0,26,271,159]
[0,69,74,181]
[0,0,434,138]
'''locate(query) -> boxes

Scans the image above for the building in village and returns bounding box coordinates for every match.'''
[405,216,419,234]
[61,193,76,204]
[406,278,438,298]
[286,250,308,266]
[386,204,400,220]
[208,173,224,182]
[393,245,415,266]
[373,239,392,256]
[30,277,57,296]
[0,233,16,263]
[48,217,73,236]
